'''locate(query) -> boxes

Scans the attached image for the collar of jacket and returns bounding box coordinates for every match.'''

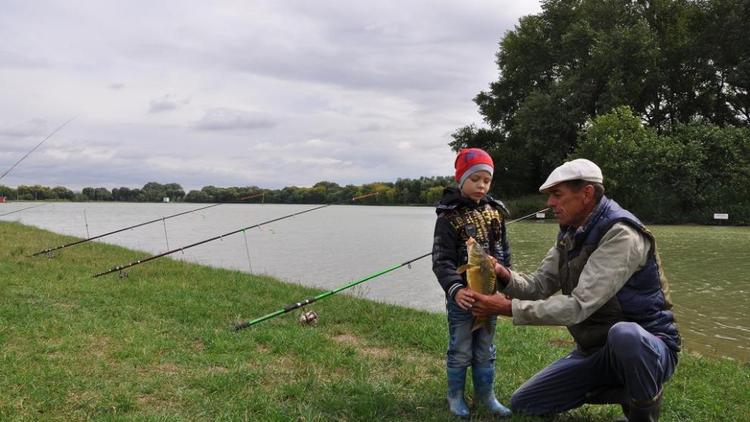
[435,187,509,216]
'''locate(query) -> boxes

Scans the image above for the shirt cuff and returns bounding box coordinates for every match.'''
[448,283,464,299]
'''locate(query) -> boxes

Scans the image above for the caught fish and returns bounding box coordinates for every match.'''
[457,237,496,332]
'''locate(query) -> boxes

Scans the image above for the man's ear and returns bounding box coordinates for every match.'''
[583,184,595,205]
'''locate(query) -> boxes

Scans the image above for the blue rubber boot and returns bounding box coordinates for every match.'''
[447,366,470,418]
[472,363,511,417]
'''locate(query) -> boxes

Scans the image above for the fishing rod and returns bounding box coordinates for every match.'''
[507,207,550,224]
[233,206,550,330]
[0,116,77,181]
[30,193,265,257]
[0,203,50,217]
[92,192,379,278]
[233,252,432,330]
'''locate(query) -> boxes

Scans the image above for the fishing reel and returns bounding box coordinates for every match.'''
[298,309,318,326]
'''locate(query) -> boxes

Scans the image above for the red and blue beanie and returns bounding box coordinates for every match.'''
[454,148,494,187]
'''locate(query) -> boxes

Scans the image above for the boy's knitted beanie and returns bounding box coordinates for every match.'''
[454,148,494,187]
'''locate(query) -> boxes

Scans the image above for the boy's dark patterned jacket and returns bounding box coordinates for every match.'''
[432,187,512,300]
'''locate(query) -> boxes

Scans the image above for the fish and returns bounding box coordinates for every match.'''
[457,237,496,332]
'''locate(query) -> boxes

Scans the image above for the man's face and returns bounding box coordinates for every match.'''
[545,182,593,227]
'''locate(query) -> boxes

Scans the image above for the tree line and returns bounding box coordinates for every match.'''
[0,177,458,207]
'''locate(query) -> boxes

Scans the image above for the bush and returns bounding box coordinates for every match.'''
[573,107,750,225]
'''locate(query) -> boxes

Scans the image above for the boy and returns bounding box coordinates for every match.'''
[432,148,512,418]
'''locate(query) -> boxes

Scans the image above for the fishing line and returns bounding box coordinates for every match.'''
[0,116,77,181]
[233,206,550,330]
[0,203,50,217]
[83,209,91,239]
[162,217,170,251]
[242,229,253,273]
[92,192,379,278]
[30,193,264,257]
[507,207,550,224]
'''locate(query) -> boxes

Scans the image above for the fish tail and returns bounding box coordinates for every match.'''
[471,317,486,332]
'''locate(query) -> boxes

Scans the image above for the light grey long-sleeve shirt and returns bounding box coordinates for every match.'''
[503,222,651,327]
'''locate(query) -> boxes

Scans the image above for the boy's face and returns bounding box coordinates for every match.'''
[460,170,492,203]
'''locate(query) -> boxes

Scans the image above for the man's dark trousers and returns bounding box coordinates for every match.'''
[510,322,677,415]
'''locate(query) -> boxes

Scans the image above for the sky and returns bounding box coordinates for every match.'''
[0,0,542,191]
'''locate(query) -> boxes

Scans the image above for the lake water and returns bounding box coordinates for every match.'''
[2,202,748,362]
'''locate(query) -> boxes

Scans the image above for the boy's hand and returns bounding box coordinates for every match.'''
[454,288,475,311]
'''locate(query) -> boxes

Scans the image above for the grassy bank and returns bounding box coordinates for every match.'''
[1,221,748,421]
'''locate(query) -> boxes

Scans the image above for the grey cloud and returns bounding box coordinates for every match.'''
[0,0,540,191]
[194,108,276,131]
[148,95,190,113]
[358,123,385,133]
[0,119,48,138]
[0,50,49,69]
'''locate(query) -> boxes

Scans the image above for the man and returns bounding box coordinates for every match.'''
[465,158,680,422]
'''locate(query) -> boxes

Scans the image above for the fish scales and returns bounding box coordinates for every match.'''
[457,237,496,332]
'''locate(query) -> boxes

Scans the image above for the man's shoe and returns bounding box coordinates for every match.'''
[627,390,662,422]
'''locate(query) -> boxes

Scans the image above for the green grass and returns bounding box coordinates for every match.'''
[1,221,748,421]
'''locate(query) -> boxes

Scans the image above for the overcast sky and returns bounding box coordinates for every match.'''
[0,0,542,191]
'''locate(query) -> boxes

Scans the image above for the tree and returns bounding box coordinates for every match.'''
[112,187,142,202]
[52,186,75,200]
[184,190,211,202]
[572,106,654,208]
[574,106,750,223]
[0,185,16,199]
[163,183,185,201]
[456,0,750,195]
[79,187,112,201]
[141,182,166,202]
[81,187,95,201]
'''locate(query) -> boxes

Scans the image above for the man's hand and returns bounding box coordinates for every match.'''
[463,291,513,317]
[488,256,511,287]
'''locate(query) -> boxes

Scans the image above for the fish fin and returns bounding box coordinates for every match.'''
[456,264,470,274]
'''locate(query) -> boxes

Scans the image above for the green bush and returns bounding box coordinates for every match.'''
[573,107,750,225]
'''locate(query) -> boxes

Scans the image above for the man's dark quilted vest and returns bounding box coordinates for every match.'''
[557,197,681,354]
[444,204,509,267]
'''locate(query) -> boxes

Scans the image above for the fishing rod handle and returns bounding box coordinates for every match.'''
[284,297,317,312]
[233,321,252,331]
[233,296,317,331]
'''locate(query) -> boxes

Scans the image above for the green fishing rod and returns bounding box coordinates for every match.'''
[92,192,379,278]
[0,203,49,217]
[233,207,550,330]
[233,252,433,330]
[31,193,264,257]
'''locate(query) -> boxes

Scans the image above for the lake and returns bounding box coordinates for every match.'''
[2,201,748,362]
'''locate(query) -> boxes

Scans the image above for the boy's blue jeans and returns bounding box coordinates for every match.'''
[511,321,678,415]
[446,298,497,367]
